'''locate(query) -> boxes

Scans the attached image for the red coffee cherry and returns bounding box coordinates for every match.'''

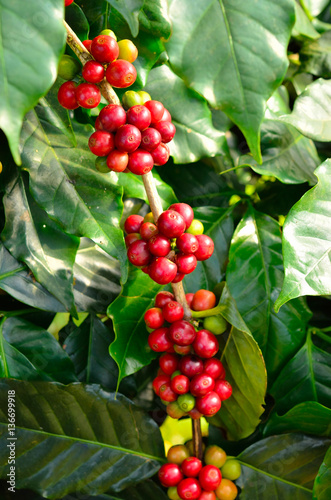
[169,320,196,346]
[127,149,154,175]
[185,293,194,309]
[163,301,184,323]
[198,492,217,500]
[148,234,171,257]
[195,391,221,416]
[214,379,232,401]
[152,374,170,395]
[199,465,222,492]
[176,253,197,274]
[58,81,79,109]
[127,240,151,266]
[148,257,178,284]
[125,233,141,248]
[106,150,128,172]
[169,203,194,229]
[160,108,172,122]
[124,214,144,233]
[88,131,114,156]
[179,355,204,378]
[188,407,203,420]
[159,353,179,375]
[82,60,105,83]
[192,290,216,311]
[190,373,215,397]
[204,359,226,380]
[106,59,137,88]
[115,124,141,153]
[82,39,92,52]
[144,100,165,123]
[159,381,178,402]
[75,83,101,108]
[141,128,162,151]
[177,478,202,500]
[154,120,176,143]
[193,330,219,358]
[127,105,152,130]
[171,374,190,394]
[174,344,192,355]
[151,142,170,165]
[91,35,119,63]
[140,222,158,241]
[95,117,103,130]
[181,457,202,477]
[158,210,186,238]
[176,233,199,254]
[99,104,127,132]
[144,307,164,329]
[65,0,74,7]
[194,235,215,261]
[148,327,173,352]
[172,272,185,283]
[155,291,174,308]
[158,463,184,488]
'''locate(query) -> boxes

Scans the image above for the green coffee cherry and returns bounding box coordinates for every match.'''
[58,54,81,80]
[99,28,117,40]
[168,486,181,500]
[177,393,195,412]
[204,445,227,468]
[221,459,242,480]
[186,219,204,235]
[95,156,109,173]
[203,315,228,335]
[137,90,151,104]
[144,211,154,223]
[122,90,143,109]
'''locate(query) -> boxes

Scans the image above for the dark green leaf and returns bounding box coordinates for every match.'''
[300,31,331,77]
[145,65,227,164]
[0,316,77,383]
[139,0,172,39]
[131,33,165,88]
[0,0,66,164]
[237,433,331,499]
[270,330,331,414]
[166,0,295,162]
[106,0,144,37]
[264,402,331,437]
[275,160,331,310]
[313,446,331,500]
[65,2,89,41]
[226,206,311,382]
[0,379,164,498]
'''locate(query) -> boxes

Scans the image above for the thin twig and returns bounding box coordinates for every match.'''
[192,419,203,460]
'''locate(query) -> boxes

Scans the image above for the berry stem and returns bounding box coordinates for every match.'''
[190,305,223,318]
[192,419,203,461]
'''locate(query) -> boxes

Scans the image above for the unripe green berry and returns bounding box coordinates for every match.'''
[58,54,81,80]
[177,393,195,412]
[203,315,228,335]
[204,445,227,468]
[99,28,117,40]
[122,90,143,109]
[137,90,152,104]
[95,156,110,173]
[168,486,181,500]
[171,370,181,380]
[144,211,154,223]
[221,459,242,480]
[186,219,204,235]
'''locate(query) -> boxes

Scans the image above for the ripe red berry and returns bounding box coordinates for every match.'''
[75,83,101,109]
[124,214,144,234]
[204,359,226,380]
[88,131,114,156]
[169,320,196,346]
[154,120,176,143]
[190,373,215,397]
[159,381,178,402]
[82,39,92,52]
[214,380,232,401]
[148,234,171,257]
[160,108,172,122]
[126,105,152,130]
[195,391,221,416]
[144,100,165,123]
[177,478,202,500]
[65,0,74,6]
[148,327,173,352]
[176,233,199,254]
[91,35,119,63]
[188,407,203,420]
[127,240,151,266]
[151,142,170,165]
[185,293,194,309]
[194,235,215,261]
[198,491,217,500]
[159,353,179,375]
[152,374,170,395]
[106,59,137,88]
[192,290,216,311]
[179,355,204,378]
[82,60,105,83]
[176,253,197,274]
[168,203,194,229]
[199,465,222,492]
[171,373,190,394]
[115,124,141,153]
[174,344,192,355]
[140,222,158,241]
[158,463,184,488]
[144,307,164,329]
[106,150,128,172]
[95,117,103,130]
[181,457,202,478]
[57,81,79,110]
[172,272,185,283]
[99,104,127,132]
[163,301,184,323]
[193,330,219,358]
[127,149,154,175]
[155,291,174,308]
[148,257,178,284]
[158,210,186,238]
[125,233,141,247]
[140,128,162,151]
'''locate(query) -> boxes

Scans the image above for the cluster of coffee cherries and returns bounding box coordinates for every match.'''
[159,443,241,500]
[147,290,232,418]
[89,97,175,175]
[124,203,214,284]
[57,29,138,111]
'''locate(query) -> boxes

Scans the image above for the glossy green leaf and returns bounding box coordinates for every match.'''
[300,31,331,77]
[0,379,164,497]
[270,330,331,414]
[237,433,331,499]
[292,1,320,40]
[108,269,163,384]
[227,206,311,382]
[313,446,331,500]
[241,119,319,185]
[0,316,77,383]
[0,0,66,164]
[145,65,227,164]
[2,172,79,316]
[139,0,171,39]
[65,2,89,41]
[166,0,295,162]
[275,160,331,310]
[131,33,165,88]
[183,206,234,293]
[0,242,65,312]
[301,0,330,17]
[279,79,331,141]
[264,402,331,437]
[106,0,144,37]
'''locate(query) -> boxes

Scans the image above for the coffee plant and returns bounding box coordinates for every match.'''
[0,0,331,499]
